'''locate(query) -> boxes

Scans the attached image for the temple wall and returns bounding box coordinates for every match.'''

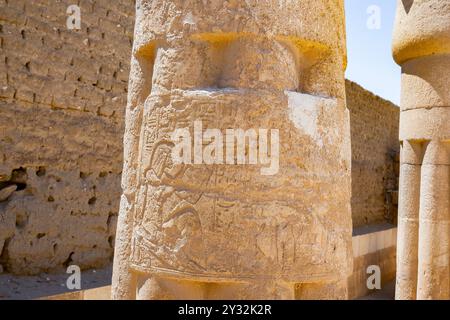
[346,81,400,228]
[0,0,134,274]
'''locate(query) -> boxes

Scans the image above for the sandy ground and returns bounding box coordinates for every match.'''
[0,264,112,300]
[359,281,395,300]
[0,264,394,300]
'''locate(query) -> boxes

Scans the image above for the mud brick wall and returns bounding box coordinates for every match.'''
[0,0,135,274]
[0,0,399,275]
[346,80,400,228]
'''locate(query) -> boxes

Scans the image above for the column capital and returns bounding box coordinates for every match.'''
[392,0,450,65]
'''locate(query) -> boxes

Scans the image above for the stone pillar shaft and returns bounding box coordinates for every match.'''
[393,0,450,300]
[417,141,450,299]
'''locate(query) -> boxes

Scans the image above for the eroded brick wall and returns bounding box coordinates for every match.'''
[346,80,400,228]
[0,0,135,274]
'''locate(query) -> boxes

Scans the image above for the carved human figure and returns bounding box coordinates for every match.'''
[393,0,450,300]
[112,0,352,300]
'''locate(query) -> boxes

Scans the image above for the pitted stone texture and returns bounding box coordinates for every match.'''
[346,81,399,228]
[129,89,351,281]
[113,0,352,300]
[393,0,450,300]
[0,166,120,275]
[400,55,450,110]
[0,0,135,275]
[392,0,450,64]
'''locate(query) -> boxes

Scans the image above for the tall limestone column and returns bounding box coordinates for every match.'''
[393,0,450,300]
[112,0,352,300]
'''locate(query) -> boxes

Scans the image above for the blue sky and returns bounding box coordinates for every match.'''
[345,0,401,105]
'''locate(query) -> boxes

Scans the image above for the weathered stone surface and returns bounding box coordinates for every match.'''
[0,0,134,275]
[0,1,400,291]
[112,0,353,300]
[393,0,450,300]
[0,185,17,202]
[346,81,399,227]
[0,167,120,274]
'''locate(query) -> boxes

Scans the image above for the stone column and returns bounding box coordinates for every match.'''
[393,0,450,300]
[396,141,422,299]
[113,0,352,300]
